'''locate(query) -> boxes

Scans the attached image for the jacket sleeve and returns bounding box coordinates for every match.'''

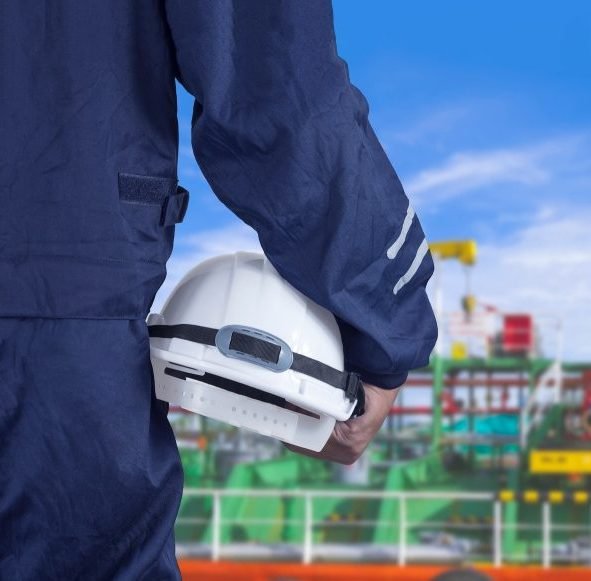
[164,0,437,388]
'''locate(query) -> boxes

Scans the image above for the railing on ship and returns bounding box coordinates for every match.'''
[176,489,591,568]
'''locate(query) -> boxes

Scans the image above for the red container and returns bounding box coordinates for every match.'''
[503,314,534,354]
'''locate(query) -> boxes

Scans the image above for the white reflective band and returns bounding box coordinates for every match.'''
[386,205,415,260]
[393,238,429,295]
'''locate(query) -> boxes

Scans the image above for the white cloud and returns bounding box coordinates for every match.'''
[406,135,586,205]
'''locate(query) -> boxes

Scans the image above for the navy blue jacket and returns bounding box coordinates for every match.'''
[1,1,437,387]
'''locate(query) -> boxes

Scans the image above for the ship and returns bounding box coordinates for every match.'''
[168,241,591,580]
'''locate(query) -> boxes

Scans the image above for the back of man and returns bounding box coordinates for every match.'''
[1,1,437,578]
[1,2,186,579]
[1,1,182,318]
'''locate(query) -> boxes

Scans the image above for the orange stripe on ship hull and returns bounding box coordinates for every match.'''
[178,560,591,581]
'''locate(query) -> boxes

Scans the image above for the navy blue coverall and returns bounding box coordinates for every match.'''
[0,1,437,578]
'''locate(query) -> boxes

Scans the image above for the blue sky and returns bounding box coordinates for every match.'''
[162,1,591,360]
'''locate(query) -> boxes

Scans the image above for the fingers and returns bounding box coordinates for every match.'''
[284,431,357,465]
[283,431,358,464]
[284,417,372,465]
[283,384,402,464]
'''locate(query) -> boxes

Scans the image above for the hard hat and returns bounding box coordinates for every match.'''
[147,251,364,451]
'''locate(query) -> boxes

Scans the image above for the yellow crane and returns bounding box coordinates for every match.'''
[429,240,477,266]
[429,239,478,317]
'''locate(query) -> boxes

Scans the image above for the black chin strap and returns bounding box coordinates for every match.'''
[148,323,363,407]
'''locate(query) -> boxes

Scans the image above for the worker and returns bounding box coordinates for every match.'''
[0,1,437,579]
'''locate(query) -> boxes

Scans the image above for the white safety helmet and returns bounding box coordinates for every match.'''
[147,251,364,451]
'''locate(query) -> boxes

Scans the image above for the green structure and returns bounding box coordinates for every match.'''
[171,347,591,566]
[166,240,591,566]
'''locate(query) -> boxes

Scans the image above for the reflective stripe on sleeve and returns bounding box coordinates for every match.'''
[386,205,415,260]
[393,238,429,295]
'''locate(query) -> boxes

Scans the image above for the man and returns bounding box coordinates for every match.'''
[0,1,437,579]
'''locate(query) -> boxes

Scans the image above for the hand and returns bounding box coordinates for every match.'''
[284,383,400,465]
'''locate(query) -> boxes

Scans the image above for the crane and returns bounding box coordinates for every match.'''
[429,239,478,330]
[427,240,478,450]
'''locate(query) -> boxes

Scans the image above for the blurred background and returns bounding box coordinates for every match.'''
[156,1,591,578]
